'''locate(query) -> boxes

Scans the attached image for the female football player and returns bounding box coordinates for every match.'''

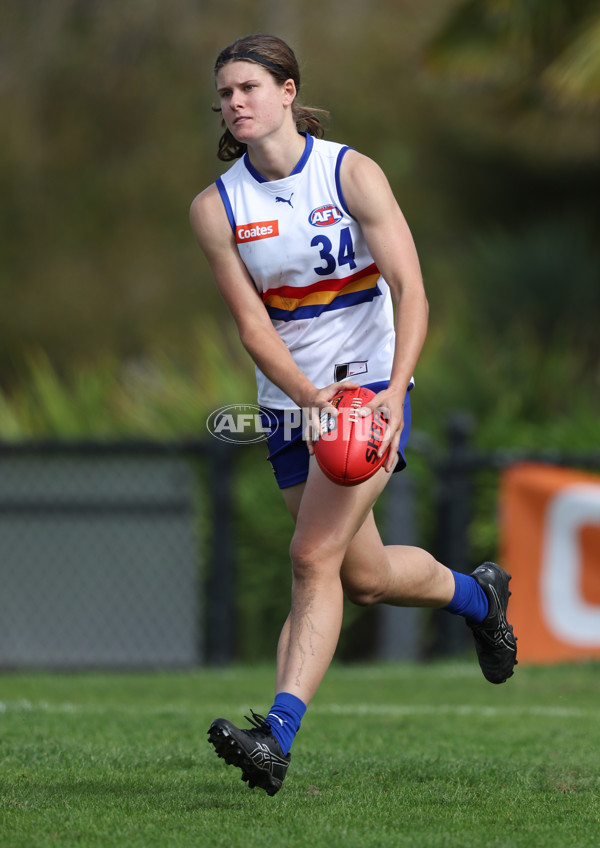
[190,34,517,796]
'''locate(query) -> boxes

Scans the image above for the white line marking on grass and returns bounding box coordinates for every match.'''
[0,700,596,720]
[312,703,595,719]
[0,700,220,715]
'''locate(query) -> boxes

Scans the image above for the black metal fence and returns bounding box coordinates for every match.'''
[0,427,598,669]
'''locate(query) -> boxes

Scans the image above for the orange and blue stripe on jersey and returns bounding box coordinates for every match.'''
[262,262,381,322]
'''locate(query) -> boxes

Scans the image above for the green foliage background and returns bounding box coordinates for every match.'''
[1,0,599,659]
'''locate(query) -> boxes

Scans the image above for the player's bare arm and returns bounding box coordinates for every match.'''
[190,185,358,430]
[340,151,429,469]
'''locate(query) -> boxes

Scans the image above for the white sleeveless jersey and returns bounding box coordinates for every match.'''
[216,134,396,409]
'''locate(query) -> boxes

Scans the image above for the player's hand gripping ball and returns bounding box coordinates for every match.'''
[314,387,389,486]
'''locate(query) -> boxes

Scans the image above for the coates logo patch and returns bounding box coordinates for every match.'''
[309,205,343,227]
[236,220,279,244]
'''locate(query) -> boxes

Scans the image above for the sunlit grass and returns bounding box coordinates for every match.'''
[1,662,599,847]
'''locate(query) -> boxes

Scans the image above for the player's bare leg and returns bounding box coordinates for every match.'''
[280,475,455,605]
[277,457,418,704]
[339,509,455,607]
[280,467,514,695]
[207,460,388,793]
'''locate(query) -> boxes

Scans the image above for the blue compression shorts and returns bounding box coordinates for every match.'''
[260,381,412,490]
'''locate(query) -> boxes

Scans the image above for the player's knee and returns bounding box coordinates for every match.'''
[289,536,322,582]
[289,531,343,583]
[342,574,385,607]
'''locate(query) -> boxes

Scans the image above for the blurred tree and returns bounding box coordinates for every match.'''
[0,0,234,379]
[422,0,600,164]
[425,0,600,102]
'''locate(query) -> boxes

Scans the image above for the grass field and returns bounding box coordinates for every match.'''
[1,661,599,847]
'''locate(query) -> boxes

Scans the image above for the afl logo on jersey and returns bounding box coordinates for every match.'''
[309,205,343,227]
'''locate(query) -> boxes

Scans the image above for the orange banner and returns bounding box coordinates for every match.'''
[501,463,600,664]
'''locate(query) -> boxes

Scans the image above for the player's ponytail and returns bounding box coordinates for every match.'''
[291,104,328,142]
[212,34,328,162]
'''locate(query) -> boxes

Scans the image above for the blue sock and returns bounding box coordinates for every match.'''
[444,569,489,624]
[265,692,307,756]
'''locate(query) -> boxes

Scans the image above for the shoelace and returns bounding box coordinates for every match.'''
[244,709,270,731]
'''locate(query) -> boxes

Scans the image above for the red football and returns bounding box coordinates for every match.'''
[314,387,389,486]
